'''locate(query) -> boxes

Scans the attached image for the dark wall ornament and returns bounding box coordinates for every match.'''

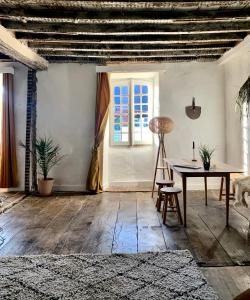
[185,97,201,120]
[235,76,250,119]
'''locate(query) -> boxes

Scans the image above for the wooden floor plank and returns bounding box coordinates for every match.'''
[112,192,138,254]
[0,197,70,255]
[79,193,120,254]
[202,266,250,300]
[136,192,166,252]
[198,205,250,265]
[24,196,84,255]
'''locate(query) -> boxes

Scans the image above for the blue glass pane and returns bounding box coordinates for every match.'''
[134,105,140,113]
[142,96,148,104]
[142,105,148,112]
[142,85,148,94]
[122,97,129,105]
[114,116,120,123]
[114,124,120,131]
[114,134,121,142]
[122,106,128,113]
[114,86,120,95]
[114,97,120,105]
[142,113,148,118]
[134,85,140,94]
[143,123,149,127]
[134,123,140,128]
[134,96,140,104]
[122,86,129,95]
[114,106,120,114]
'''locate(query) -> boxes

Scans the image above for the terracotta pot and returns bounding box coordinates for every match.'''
[38,178,54,196]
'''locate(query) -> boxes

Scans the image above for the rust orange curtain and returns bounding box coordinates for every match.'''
[0,73,18,188]
[86,72,110,193]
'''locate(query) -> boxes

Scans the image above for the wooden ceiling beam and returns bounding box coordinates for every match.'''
[0,1,248,10]
[0,7,250,23]
[0,25,48,70]
[15,32,244,44]
[3,20,250,35]
[29,42,235,51]
[40,51,224,59]
[33,46,231,53]
[46,56,220,64]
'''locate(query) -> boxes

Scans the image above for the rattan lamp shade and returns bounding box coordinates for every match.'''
[149,117,174,134]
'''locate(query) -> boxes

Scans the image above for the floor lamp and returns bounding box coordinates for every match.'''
[149,116,174,198]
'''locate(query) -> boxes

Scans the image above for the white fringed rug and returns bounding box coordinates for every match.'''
[0,250,218,299]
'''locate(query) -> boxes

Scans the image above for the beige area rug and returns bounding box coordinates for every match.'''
[0,250,218,299]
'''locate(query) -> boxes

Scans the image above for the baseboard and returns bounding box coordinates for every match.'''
[107,179,221,191]
[53,185,84,192]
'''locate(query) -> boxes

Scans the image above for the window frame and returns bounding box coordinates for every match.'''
[110,78,153,147]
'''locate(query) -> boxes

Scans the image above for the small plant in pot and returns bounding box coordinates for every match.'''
[199,145,215,171]
[20,137,64,196]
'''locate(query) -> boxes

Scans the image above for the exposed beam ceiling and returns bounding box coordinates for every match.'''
[0,1,249,64]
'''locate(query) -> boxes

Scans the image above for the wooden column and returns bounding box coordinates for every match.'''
[24,69,37,194]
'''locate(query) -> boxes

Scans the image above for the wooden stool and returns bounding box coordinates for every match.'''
[160,187,183,225]
[156,179,174,211]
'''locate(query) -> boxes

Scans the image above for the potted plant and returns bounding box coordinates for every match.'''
[199,145,215,171]
[235,76,250,118]
[20,137,64,196]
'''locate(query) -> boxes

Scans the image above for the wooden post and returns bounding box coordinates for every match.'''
[31,71,38,193]
[24,69,37,194]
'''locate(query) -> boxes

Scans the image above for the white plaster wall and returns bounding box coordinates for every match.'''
[104,62,225,189]
[160,62,225,162]
[9,61,226,191]
[37,63,96,191]
[159,62,225,188]
[222,51,250,170]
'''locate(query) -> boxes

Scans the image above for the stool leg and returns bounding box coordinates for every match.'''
[175,194,183,225]
[162,195,168,225]
[156,185,160,209]
[157,191,162,212]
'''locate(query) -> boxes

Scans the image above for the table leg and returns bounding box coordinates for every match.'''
[204,177,208,206]
[182,175,187,227]
[226,173,230,227]
[170,169,174,181]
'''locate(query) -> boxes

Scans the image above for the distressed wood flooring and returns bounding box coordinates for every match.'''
[0,191,249,300]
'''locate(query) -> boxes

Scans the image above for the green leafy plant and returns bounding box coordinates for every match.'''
[235,76,250,118]
[199,145,215,163]
[20,137,64,180]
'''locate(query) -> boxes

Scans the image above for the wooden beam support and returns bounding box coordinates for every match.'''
[46,56,220,64]
[0,7,250,23]
[43,52,222,58]
[16,32,244,44]
[0,1,248,10]
[3,20,250,35]
[29,42,235,51]
[34,46,231,53]
[38,49,226,58]
[0,25,48,70]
